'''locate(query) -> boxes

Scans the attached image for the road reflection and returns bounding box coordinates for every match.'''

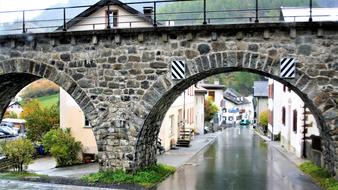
[157,126,320,190]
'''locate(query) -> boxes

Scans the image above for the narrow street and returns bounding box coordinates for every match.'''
[157,127,321,190]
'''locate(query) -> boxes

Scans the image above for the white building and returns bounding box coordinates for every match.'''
[200,81,226,126]
[60,0,153,31]
[280,7,338,22]
[158,85,206,151]
[6,101,23,118]
[222,88,252,125]
[268,79,320,159]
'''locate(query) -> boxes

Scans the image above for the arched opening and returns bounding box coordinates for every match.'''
[0,60,100,176]
[135,67,329,175]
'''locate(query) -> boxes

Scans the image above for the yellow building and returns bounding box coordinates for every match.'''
[59,88,98,161]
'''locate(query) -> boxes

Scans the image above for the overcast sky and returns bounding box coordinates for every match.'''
[0,0,70,22]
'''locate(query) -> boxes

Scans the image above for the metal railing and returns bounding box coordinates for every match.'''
[0,0,333,35]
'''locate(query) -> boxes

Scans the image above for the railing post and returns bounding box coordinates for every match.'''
[63,8,67,31]
[203,0,207,25]
[255,0,259,23]
[309,0,313,22]
[153,2,157,27]
[107,5,111,29]
[22,11,26,33]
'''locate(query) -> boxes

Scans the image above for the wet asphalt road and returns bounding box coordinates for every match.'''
[157,126,321,190]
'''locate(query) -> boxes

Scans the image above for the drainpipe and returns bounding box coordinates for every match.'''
[302,106,307,158]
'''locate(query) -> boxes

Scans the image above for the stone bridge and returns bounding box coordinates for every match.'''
[0,22,337,175]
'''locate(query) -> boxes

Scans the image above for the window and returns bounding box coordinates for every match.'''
[293,110,297,133]
[311,135,322,151]
[169,115,174,136]
[282,107,286,125]
[208,91,215,102]
[106,10,118,28]
[84,118,91,128]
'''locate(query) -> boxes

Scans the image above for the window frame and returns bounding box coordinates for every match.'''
[106,9,118,28]
[293,110,297,133]
[282,107,286,125]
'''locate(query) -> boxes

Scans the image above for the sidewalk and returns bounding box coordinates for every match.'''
[27,131,221,178]
[252,128,309,166]
[157,131,221,168]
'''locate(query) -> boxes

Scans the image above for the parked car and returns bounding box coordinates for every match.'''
[0,125,18,136]
[240,119,250,125]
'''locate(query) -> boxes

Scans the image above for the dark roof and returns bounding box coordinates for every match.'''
[194,85,207,94]
[200,83,225,90]
[253,81,268,97]
[223,88,250,105]
[8,101,21,107]
[57,0,154,30]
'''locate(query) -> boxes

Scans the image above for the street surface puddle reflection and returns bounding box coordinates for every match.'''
[157,127,321,190]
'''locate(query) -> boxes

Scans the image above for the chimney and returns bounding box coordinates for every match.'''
[143,7,153,19]
[214,80,219,85]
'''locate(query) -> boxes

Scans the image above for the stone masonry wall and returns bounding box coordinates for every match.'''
[0,22,337,175]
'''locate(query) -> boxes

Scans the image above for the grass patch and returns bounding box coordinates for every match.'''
[36,93,59,108]
[0,171,47,180]
[21,93,59,108]
[299,162,338,190]
[81,164,176,188]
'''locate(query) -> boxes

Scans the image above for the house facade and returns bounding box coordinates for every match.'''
[59,88,98,159]
[200,81,226,126]
[63,0,153,31]
[253,81,268,125]
[222,88,252,125]
[6,101,23,118]
[268,79,320,160]
[158,85,206,151]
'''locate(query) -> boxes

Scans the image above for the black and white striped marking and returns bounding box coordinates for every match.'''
[171,60,186,80]
[280,58,296,78]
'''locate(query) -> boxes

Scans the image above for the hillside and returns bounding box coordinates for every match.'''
[158,0,317,24]
[20,79,59,99]
[205,72,265,96]
[21,93,59,108]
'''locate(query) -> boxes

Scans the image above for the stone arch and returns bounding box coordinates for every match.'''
[0,58,99,132]
[135,50,338,174]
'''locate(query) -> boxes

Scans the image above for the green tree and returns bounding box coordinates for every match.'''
[22,100,59,142]
[204,98,219,122]
[206,72,264,96]
[1,138,35,171]
[42,128,82,167]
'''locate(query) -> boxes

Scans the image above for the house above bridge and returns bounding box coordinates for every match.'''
[57,0,153,31]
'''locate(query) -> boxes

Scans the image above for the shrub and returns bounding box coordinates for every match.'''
[1,138,35,171]
[204,97,219,122]
[259,110,269,128]
[42,128,82,167]
[81,164,176,188]
[22,100,59,142]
